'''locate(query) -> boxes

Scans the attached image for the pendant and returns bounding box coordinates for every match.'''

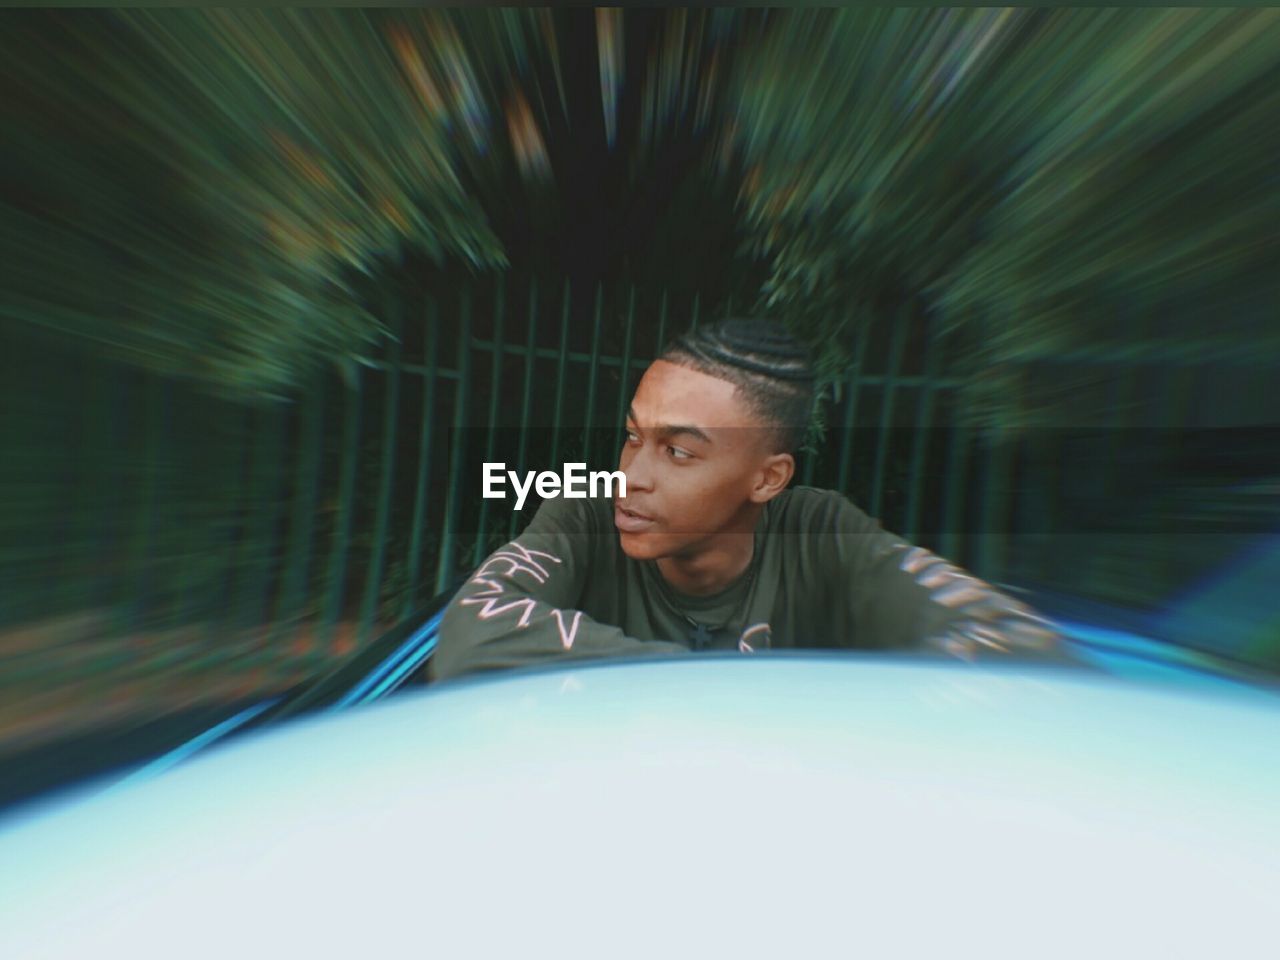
[690,621,714,651]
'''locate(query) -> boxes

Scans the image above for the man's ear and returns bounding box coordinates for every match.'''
[749,452,795,504]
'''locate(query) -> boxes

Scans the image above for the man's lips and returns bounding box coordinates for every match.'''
[614,503,656,532]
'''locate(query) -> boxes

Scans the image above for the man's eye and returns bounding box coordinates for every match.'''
[625,430,641,444]
[667,445,692,460]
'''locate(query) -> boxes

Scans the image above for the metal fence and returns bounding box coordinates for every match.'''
[5,277,1276,669]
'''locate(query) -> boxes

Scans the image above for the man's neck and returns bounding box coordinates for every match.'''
[656,509,761,597]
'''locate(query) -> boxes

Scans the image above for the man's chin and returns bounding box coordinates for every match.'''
[617,529,670,561]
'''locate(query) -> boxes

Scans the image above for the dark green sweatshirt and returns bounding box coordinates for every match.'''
[431,486,1057,682]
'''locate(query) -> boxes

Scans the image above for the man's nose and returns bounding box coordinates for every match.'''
[620,445,655,493]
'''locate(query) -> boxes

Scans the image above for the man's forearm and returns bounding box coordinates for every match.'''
[431,539,689,682]
[893,544,1070,661]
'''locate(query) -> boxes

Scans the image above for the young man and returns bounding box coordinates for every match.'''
[431,318,1064,682]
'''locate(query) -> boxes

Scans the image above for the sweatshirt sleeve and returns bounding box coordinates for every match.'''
[429,496,691,683]
[821,493,1069,661]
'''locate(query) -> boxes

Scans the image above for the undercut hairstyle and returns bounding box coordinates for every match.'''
[659,318,816,455]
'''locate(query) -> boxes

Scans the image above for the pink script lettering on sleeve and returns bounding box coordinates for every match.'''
[457,542,585,643]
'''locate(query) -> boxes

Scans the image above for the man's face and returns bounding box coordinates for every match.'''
[614,359,785,561]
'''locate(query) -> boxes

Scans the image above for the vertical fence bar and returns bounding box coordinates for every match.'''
[127,371,162,638]
[106,366,132,634]
[136,376,170,706]
[511,280,539,541]
[1166,339,1196,432]
[613,286,636,457]
[1015,390,1056,586]
[224,406,254,634]
[1151,312,1187,595]
[798,378,819,488]
[656,291,669,357]
[81,355,111,620]
[435,289,472,594]
[939,311,977,566]
[836,322,871,495]
[216,406,252,639]
[359,301,403,646]
[549,280,571,471]
[320,367,363,653]
[475,279,506,567]
[1102,310,1153,596]
[405,300,440,617]
[870,314,909,519]
[82,363,106,632]
[800,319,821,486]
[902,314,941,542]
[171,394,204,637]
[148,377,171,626]
[801,400,817,487]
[86,361,127,703]
[974,428,1012,582]
[938,408,971,564]
[237,403,286,642]
[0,324,10,626]
[271,379,324,648]
[232,405,263,635]
[582,284,604,467]
[1104,311,1148,506]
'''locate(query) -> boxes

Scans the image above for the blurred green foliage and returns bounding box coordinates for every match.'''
[6,9,1276,431]
[1,9,546,399]
[728,10,1280,433]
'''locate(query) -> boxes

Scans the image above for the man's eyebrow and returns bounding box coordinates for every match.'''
[627,407,712,445]
[664,424,713,445]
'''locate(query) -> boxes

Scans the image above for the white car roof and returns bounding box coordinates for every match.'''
[3,656,1279,958]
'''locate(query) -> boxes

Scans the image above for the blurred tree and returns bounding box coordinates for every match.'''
[1,9,535,399]
[3,7,1277,425]
[0,9,769,398]
[725,9,1280,434]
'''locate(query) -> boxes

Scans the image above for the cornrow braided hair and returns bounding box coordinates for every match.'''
[659,318,818,454]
